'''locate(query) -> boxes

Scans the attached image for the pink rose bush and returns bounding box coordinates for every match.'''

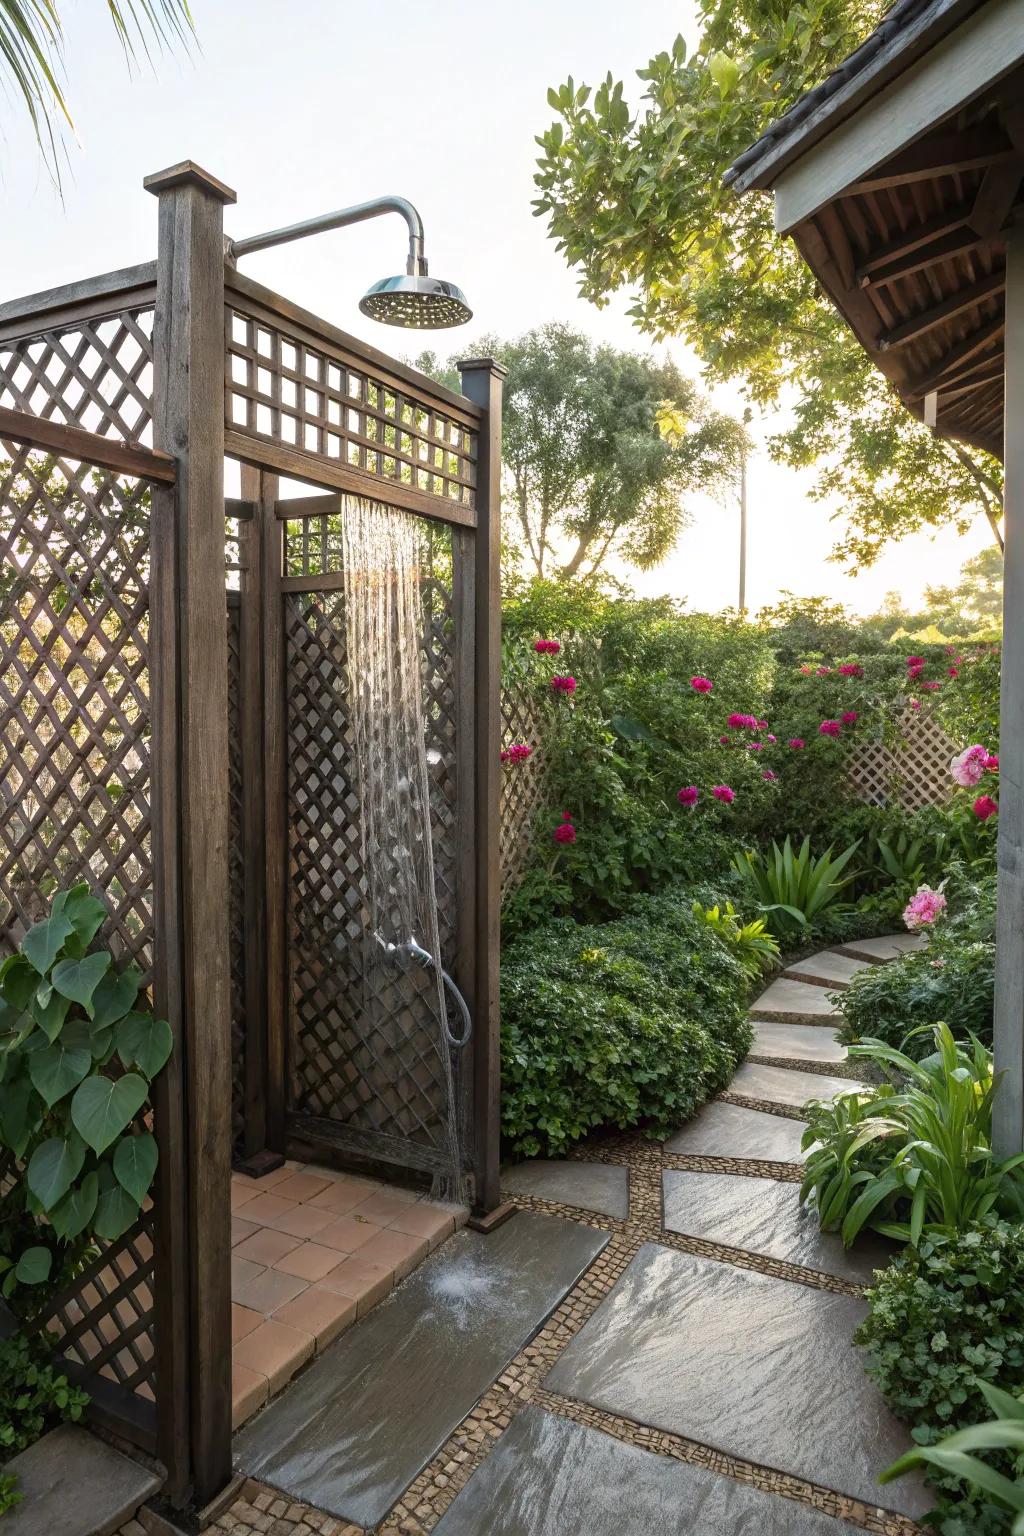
[552,812,576,844]
[819,720,842,737]
[903,885,947,931]
[712,785,734,804]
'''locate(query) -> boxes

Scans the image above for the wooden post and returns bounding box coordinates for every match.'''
[146,160,236,1505]
[259,473,288,1152]
[458,359,507,1217]
[995,231,1024,1156]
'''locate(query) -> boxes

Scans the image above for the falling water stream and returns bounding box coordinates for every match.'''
[340,496,467,1202]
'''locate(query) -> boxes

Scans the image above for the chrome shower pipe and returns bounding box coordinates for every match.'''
[226,195,427,275]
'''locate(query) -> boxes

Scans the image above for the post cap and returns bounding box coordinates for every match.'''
[144,161,237,205]
[456,357,508,380]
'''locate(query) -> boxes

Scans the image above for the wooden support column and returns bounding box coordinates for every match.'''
[259,472,288,1152]
[146,160,237,1505]
[995,230,1024,1156]
[458,359,506,1217]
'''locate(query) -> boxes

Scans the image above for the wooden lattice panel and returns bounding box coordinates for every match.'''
[226,309,477,509]
[0,443,157,1409]
[0,310,154,445]
[849,708,956,810]
[499,681,549,900]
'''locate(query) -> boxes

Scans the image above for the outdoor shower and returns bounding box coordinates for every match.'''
[226,194,472,329]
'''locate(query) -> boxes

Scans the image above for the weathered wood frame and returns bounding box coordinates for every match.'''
[0,160,505,1515]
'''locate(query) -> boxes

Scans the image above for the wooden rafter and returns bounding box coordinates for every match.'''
[847,129,1016,196]
[855,201,973,283]
[863,225,990,288]
[878,269,1006,350]
[905,315,1005,397]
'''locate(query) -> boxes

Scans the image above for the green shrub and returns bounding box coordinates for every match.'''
[857,1223,1024,1533]
[500,902,752,1156]
[835,940,994,1057]
[883,1381,1024,1535]
[0,1331,88,1460]
[691,901,780,980]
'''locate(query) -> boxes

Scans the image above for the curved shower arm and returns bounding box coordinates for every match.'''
[226,196,427,275]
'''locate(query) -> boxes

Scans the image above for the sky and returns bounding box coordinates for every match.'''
[0,0,994,615]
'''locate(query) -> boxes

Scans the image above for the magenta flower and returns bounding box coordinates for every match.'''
[712,785,735,804]
[500,743,533,764]
[948,666,959,678]
[719,735,731,746]
[974,794,998,821]
[841,711,858,725]
[903,885,947,931]
[985,753,999,771]
[838,663,863,677]
[690,676,713,694]
[553,811,577,844]
[788,738,805,750]
[727,712,758,730]
[534,638,561,655]
[906,656,925,668]
[815,666,831,677]
[677,786,699,807]
[757,719,769,731]
[746,741,763,751]
[920,680,941,691]
[819,720,842,737]
[909,699,921,712]
[762,770,776,781]
[551,675,577,694]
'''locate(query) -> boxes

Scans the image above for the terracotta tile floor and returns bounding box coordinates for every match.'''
[229,1160,468,1430]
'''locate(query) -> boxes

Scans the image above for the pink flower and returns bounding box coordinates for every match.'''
[690,676,713,693]
[815,666,831,677]
[762,770,776,781]
[553,811,577,844]
[727,712,757,730]
[948,666,959,678]
[838,663,863,677]
[534,638,561,655]
[788,738,805,750]
[551,675,576,694]
[712,785,735,804]
[500,743,533,764]
[974,794,998,821]
[909,699,921,712]
[920,680,941,691]
[906,656,925,669]
[719,735,731,746]
[766,734,777,744]
[903,884,947,931]
[985,753,999,772]
[799,664,813,675]
[841,711,858,725]
[677,785,699,807]
[951,746,988,787]
[819,720,842,737]
[757,720,769,731]
[746,741,763,751]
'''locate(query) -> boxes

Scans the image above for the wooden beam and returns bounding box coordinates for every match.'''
[855,203,974,282]
[863,225,990,287]
[847,129,1017,196]
[994,227,1024,1154]
[147,159,236,1507]
[0,404,175,482]
[0,262,157,345]
[902,311,1000,393]
[458,358,505,1217]
[937,360,1005,399]
[879,269,1006,350]
[968,158,1024,238]
[224,428,478,529]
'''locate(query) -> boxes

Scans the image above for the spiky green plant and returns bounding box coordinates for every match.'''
[732,834,860,937]
[691,900,780,980]
[882,1381,1024,1531]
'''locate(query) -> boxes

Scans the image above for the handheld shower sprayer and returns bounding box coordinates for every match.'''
[373,932,473,1049]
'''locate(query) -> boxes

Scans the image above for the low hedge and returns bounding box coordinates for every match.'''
[856,1223,1024,1535]
[500,897,753,1156]
[834,937,994,1058]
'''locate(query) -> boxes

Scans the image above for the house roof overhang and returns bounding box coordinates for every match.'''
[727,0,1024,460]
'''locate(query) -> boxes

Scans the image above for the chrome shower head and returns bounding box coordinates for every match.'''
[359,273,472,330]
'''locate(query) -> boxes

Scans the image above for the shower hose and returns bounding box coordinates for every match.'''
[373,933,473,1048]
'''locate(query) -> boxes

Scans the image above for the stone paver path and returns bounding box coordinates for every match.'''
[136,935,927,1536]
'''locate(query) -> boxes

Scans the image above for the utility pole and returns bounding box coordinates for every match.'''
[739,407,752,614]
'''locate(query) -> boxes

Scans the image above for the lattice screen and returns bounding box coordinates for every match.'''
[281,518,460,1174]
[499,680,549,899]
[849,708,957,810]
[0,310,154,445]
[0,441,157,1415]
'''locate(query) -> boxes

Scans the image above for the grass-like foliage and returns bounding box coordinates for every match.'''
[691,900,780,980]
[732,834,860,938]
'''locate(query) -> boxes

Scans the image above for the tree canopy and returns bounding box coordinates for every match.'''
[533,0,1004,569]
[418,323,744,581]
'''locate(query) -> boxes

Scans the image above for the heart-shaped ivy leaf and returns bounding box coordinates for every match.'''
[51,952,111,1017]
[94,1183,139,1241]
[116,1013,173,1080]
[22,909,75,976]
[0,1073,40,1158]
[112,1131,158,1205]
[62,885,108,950]
[71,1073,147,1154]
[28,1038,92,1107]
[14,1246,52,1286]
[90,967,142,1032]
[31,984,72,1044]
[26,1134,86,1212]
[1,954,40,1012]
[49,1171,99,1242]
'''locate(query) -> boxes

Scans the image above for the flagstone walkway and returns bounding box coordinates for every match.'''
[146,932,931,1536]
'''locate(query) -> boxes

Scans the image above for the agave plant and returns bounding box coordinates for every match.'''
[732,834,860,937]
[801,1022,1024,1246]
[882,1381,1024,1531]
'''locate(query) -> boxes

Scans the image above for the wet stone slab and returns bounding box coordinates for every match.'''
[785,951,874,987]
[751,977,841,1019]
[2,1424,161,1536]
[501,1160,629,1219]
[752,1021,847,1064]
[665,1100,808,1163]
[433,1404,858,1535]
[729,1061,867,1110]
[545,1243,929,1520]
[662,1170,892,1284]
[233,1210,607,1528]
[838,933,924,962]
